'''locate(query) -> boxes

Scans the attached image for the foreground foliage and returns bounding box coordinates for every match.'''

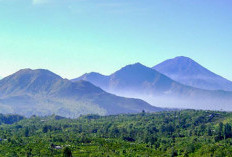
[1,110,232,156]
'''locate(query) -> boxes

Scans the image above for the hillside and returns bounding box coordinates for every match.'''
[74,63,232,110]
[0,114,24,125]
[0,69,162,118]
[153,56,232,91]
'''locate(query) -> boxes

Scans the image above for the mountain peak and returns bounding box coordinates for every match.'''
[11,68,62,79]
[173,56,195,62]
[18,68,32,72]
[153,56,232,91]
[0,68,64,95]
[132,62,144,66]
[163,56,198,66]
[153,56,205,76]
[112,63,156,78]
[119,62,148,71]
[174,56,192,60]
[72,72,108,83]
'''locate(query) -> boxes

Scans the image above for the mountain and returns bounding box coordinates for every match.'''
[0,69,163,118]
[73,63,232,111]
[73,72,110,90]
[153,56,232,91]
[74,63,178,94]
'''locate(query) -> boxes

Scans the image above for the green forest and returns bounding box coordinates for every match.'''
[1,110,232,156]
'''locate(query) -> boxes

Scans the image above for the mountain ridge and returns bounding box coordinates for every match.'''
[73,61,232,110]
[0,69,163,118]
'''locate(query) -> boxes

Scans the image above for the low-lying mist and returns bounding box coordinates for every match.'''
[106,89,232,111]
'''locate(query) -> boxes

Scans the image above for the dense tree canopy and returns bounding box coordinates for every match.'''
[0,114,24,125]
[0,110,232,156]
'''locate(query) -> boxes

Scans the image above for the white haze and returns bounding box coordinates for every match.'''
[103,89,232,111]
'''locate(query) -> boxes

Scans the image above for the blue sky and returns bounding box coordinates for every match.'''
[0,0,231,80]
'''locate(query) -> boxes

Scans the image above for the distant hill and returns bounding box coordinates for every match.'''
[74,63,176,94]
[73,72,110,90]
[153,56,232,91]
[0,69,163,118]
[0,114,24,125]
[73,63,232,110]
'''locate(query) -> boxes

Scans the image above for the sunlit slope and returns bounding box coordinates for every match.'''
[0,69,162,117]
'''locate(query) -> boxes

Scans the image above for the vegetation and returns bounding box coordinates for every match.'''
[1,110,232,156]
[0,114,24,125]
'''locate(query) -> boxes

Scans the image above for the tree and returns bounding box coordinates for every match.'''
[219,122,223,135]
[63,147,72,157]
[207,126,212,136]
[43,125,49,133]
[224,123,232,139]
[24,127,29,137]
[215,122,224,141]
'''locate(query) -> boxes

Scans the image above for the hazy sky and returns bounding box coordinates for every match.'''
[0,0,231,80]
